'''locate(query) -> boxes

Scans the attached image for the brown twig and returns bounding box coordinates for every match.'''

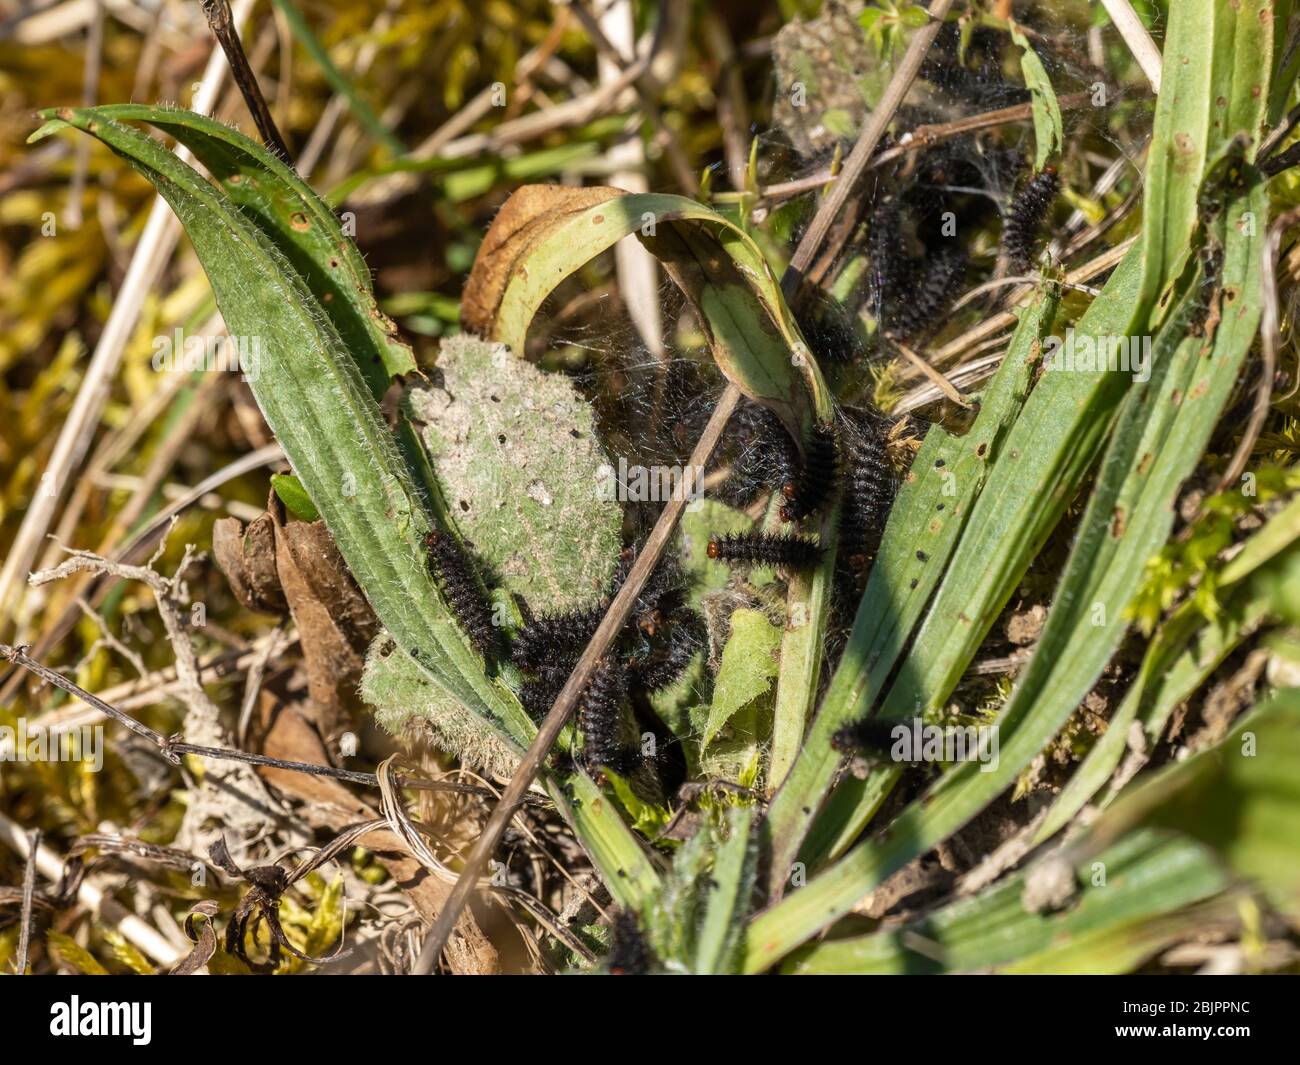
[1098,0,1162,92]
[566,0,698,194]
[925,237,1136,372]
[0,442,284,702]
[410,0,957,976]
[15,828,40,975]
[200,0,293,164]
[743,91,1098,217]
[64,0,104,230]
[701,11,750,189]
[891,340,972,408]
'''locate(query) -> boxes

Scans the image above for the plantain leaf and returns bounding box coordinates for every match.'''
[406,335,622,612]
[70,104,415,392]
[34,107,660,911]
[702,608,782,751]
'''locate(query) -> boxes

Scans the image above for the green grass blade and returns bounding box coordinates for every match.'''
[762,284,1061,892]
[692,806,757,975]
[784,831,1230,974]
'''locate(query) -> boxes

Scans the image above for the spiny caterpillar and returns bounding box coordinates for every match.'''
[781,423,838,523]
[838,414,897,572]
[725,401,800,507]
[707,531,824,571]
[606,910,653,975]
[518,663,572,720]
[867,197,912,317]
[613,544,688,636]
[632,608,703,692]
[578,659,638,774]
[831,716,904,757]
[511,606,604,673]
[424,531,502,660]
[887,246,968,342]
[1001,166,1060,274]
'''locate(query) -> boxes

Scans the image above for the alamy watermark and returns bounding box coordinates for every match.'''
[1043,330,1152,382]
[883,717,1000,773]
[151,328,262,382]
[596,459,704,503]
[0,720,103,772]
[50,997,151,1045]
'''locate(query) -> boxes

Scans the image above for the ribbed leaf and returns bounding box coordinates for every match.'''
[784,831,1230,975]
[33,108,660,909]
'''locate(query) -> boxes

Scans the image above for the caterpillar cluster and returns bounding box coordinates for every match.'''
[606,910,654,975]
[510,605,604,673]
[781,423,838,523]
[518,663,573,720]
[512,548,702,732]
[631,608,704,692]
[424,531,502,660]
[1001,167,1060,274]
[707,531,824,571]
[612,543,690,636]
[919,22,1028,110]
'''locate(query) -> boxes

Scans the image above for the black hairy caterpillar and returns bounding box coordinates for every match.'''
[632,608,704,692]
[781,423,838,523]
[831,716,909,759]
[1001,167,1060,274]
[518,662,573,720]
[707,531,824,571]
[519,678,558,720]
[606,910,653,975]
[579,660,638,774]
[612,541,690,637]
[837,413,897,573]
[511,606,604,673]
[886,245,968,342]
[867,197,913,317]
[792,282,860,364]
[424,531,502,660]
[919,22,1029,110]
[723,402,801,507]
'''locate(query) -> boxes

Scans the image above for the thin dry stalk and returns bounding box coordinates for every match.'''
[1099,0,1162,92]
[15,828,40,975]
